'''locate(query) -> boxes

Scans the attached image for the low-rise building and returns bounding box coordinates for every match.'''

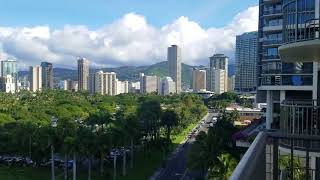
[0,75,15,93]
[129,81,140,93]
[159,77,176,95]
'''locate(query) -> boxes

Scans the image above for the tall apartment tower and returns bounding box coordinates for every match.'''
[235,31,258,93]
[230,1,320,178]
[94,71,117,96]
[29,66,42,92]
[192,68,206,92]
[77,58,89,91]
[257,0,315,129]
[209,54,228,93]
[168,45,181,93]
[140,74,159,94]
[41,62,54,90]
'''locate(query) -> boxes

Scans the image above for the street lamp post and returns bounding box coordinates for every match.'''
[51,116,58,180]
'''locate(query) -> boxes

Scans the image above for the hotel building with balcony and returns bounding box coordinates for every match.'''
[232,0,320,179]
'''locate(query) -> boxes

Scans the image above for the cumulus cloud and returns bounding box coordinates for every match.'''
[0,6,258,69]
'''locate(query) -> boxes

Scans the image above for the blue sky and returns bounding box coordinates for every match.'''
[0,0,258,28]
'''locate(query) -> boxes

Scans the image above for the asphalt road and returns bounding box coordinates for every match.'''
[154,113,216,180]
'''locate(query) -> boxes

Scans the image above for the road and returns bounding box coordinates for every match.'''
[152,113,216,180]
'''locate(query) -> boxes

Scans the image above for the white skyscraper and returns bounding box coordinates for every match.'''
[29,66,42,92]
[94,71,117,96]
[209,54,228,92]
[211,69,226,94]
[116,80,129,95]
[168,45,181,93]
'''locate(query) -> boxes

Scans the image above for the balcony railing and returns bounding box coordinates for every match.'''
[231,131,320,180]
[264,10,282,16]
[280,100,320,151]
[263,40,283,46]
[262,55,281,60]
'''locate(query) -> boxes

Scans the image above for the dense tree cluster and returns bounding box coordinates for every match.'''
[207,92,254,110]
[0,90,207,179]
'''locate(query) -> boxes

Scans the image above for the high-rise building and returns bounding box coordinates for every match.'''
[61,79,78,92]
[257,0,315,129]
[228,75,235,92]
[192,68,206,92]
[1,59,17,78]
[168,45,181,93]
[139,73,145,93]
[159,77,176,96]
[140,73,159,94]
[77,58,89,91]
[208,54,228,93]
[116,80,129,95]
[29,66,42,92]
[211,69,226,94]
[0,75,15,93]
[41,62,54,90]
[235,32,258,93]
[231,1,320,178]
[94,71,117,96]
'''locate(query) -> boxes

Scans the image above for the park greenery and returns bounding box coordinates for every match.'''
[207,92,254,110]
[0,90,207,180]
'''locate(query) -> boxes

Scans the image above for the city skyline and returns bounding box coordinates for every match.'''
[0,3,258,70]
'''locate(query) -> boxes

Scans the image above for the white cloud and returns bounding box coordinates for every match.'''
[0,6,258,69]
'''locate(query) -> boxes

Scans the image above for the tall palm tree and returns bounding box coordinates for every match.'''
[208,154,237,180]
[161,110,179,141]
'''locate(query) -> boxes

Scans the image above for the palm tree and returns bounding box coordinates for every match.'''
[124,114,139,169]
[78,126,95,180]
[161,110,179,141]
[208,154,237,180]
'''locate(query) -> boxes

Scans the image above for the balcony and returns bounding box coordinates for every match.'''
[263,25,283,32]
[230,131,320,180]
[280,100,320,148]
[278,0,320,63]
[263,10,282,18]
[263,40,283,46]
[262,55,281,60]
[263,0,282,4]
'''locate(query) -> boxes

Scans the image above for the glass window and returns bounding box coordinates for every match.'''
[282,62,313,74]
[282,75,313,85]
